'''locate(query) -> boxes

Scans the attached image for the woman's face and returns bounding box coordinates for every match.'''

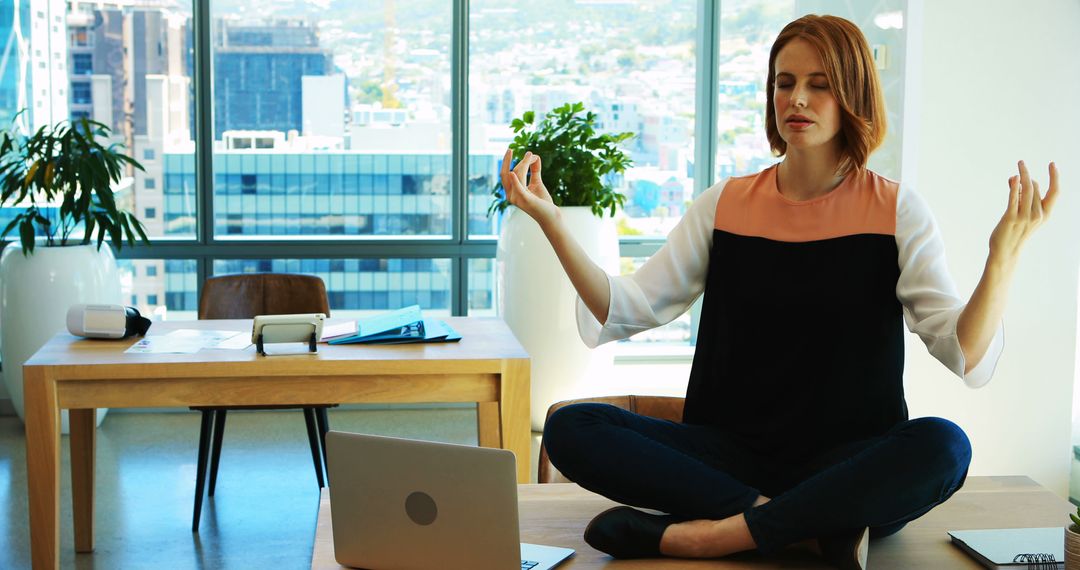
[773,38,842,152]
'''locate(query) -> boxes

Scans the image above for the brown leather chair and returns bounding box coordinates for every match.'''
[191,273,338,531]
[537,395,686,484]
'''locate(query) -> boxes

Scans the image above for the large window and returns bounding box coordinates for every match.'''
[0,0,910,354]
[208,1,454,239]
[468,1,697,240]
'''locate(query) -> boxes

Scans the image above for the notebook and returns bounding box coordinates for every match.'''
[948,527,1064,569]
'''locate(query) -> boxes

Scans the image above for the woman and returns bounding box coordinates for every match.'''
[499,14,1059,570]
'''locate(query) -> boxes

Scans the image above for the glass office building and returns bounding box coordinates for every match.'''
[158,149,499,316]
[213,19,332,138]
[163,151,500,238]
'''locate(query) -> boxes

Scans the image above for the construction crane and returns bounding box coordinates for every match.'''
[382,0,399,109]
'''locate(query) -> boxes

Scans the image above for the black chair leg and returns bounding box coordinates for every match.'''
[208,409,227,497]
[315,407,331,480]
[193,409,215,532]
[302,408,325,488]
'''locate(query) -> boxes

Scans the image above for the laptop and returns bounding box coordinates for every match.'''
[325,431,575,569]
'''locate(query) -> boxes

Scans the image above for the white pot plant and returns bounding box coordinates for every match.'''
[1067,505,1080,569]
[489,102,634,430]
[0,115,148,429]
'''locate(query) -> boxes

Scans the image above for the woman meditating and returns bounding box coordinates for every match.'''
[499,13,1059,570]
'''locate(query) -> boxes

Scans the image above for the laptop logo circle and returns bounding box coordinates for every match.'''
[405,491,438,525]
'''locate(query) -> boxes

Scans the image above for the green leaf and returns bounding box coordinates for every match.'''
[106,215,122,246]
[83,215,95,245]
[18,217,35,255]
[131,214,149,244]
[96,227,106,250]
[120,216,137,250]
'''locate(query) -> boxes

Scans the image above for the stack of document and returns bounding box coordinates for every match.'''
[322,305,462,345]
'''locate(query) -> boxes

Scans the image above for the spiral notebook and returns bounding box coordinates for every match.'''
[948,527,1064,569]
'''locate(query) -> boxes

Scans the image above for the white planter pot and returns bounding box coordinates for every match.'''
[0,243,119,431]
[497,206,620,431]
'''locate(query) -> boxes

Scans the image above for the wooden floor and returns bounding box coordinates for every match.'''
[0,407,477,570]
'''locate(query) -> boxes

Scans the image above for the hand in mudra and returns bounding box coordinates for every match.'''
[989,161,1060,262]
[500,148,559,226]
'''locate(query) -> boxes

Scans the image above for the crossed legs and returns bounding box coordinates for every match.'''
[542,403,971,558]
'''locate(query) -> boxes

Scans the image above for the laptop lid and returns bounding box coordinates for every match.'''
[326,431,524,569]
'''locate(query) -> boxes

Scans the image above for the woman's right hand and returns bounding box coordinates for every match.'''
[500,148,559,228]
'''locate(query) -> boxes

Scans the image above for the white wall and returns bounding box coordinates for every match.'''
[904,0,1080,496]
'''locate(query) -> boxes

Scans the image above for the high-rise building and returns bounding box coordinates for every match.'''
[213,18,333,138]
[163,145,503,238]
[0,0,67,131]
[67,2,190,146]
[64,0,192,315]
[0,0,30,127]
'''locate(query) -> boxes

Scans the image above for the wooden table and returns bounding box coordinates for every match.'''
[312,476,1075,569]
[24,317,530,570]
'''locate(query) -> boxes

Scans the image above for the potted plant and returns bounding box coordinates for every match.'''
[488,101,634,218]
[489,102,634,430]
[1067,505,1080,569]
[0,115,148,429]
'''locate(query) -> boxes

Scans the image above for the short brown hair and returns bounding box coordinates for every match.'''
[764,15,887,174]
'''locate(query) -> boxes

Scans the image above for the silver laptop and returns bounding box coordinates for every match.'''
[326,431,575,570]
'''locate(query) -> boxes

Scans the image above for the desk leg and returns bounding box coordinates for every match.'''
[499,359,531,484]
[70,408,96,552]
[476,402,501,448]
[25,366,60,570]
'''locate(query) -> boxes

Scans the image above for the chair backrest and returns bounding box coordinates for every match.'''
[199,273,331,319]
[537,395,685,484]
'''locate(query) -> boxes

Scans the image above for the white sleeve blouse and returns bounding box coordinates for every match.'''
[574,178,1005,388]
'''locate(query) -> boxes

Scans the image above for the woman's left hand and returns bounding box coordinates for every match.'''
[988,161,1060,264]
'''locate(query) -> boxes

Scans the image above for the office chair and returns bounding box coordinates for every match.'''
[537,395,685,484]
[191,273,337,532]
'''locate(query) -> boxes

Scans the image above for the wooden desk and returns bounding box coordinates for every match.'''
[312,476,1074,569]
[24,317,530,570]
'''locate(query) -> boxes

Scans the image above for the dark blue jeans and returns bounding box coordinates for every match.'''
[543,403,971,554]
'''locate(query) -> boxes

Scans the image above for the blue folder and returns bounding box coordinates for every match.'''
[360,319,462,345]
[327,305,424,344]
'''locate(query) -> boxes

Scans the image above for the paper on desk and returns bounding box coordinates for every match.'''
[124,329,248,354]
[321,320,358,341]
[125,336,201,354]
[214,333,253,350]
